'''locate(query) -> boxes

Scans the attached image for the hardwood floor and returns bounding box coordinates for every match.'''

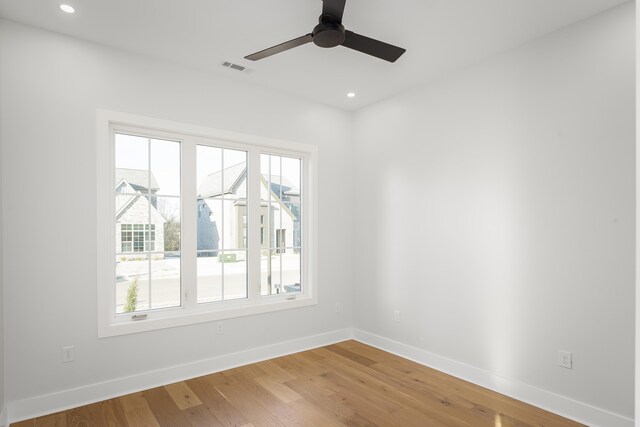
[11,340,583,426]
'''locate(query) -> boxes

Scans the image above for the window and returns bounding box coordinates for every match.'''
[120,224,156,252]
[113,133,181,314]
[97,110,317,337]
[196,145,248,303]
[261,154,302,294]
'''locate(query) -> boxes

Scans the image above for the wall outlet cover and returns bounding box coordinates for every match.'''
[62,346,75,363]
[558,350,572,369]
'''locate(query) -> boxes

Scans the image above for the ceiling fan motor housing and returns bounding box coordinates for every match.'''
[312,16,345,48]
[244,1,406,63]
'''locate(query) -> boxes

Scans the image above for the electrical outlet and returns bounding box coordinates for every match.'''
[558,350,572,369]
[62,346,74,363]
[335,302,341,314]
[393,310,401,323]
[216,322,224,335]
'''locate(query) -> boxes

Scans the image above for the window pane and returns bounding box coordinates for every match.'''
[260,154,270,175]
[115,134,149,193]
[221,250,247,300]
[157,197,181,251]
[259,154,303,296]
[197,250,246,303]
[260,154,272,203]
[197,198,221,251]
[282,251,301,294]
[197,252,222,303]
[281,157,301,196]
[260,176,271,201]
[223,148,246,171]
[288,202,302,247]
[151,138,180,196]
[114,134,184,315]
[150,253,181,309]
[197,145,232,253]
[116,254,150,313]
[270,156,282,198]
[197,145,222,199]
[261,251,281,296]
[281,157,302,247]
[197,146,248,252]
[260,251,269,294]
[272,202,295,250]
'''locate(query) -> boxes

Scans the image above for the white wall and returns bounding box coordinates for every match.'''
[0,2,635,424]
[0,53,5,421]
[353,2,634,420]
[0,18,353,408]
[636,1,640,422]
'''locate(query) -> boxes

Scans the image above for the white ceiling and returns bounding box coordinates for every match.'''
[0,0,629,110]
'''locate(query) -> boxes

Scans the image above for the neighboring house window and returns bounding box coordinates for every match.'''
[121,224,156,252]
[97,111,316,337]
[121,224,132,252]
[241,214,247,248]
[275,229,286,254]
[260,215,265,246]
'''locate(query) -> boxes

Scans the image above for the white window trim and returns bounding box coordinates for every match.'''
[97,110,318,337]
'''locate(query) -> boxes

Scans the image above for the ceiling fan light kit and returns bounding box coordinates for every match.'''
[245,0,406,63]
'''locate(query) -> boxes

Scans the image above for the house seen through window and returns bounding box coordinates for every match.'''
[105,122,311,334]
[115,134,181,313]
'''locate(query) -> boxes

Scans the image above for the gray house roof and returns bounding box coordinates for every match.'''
[198,162,299,198]
[198,162,246,198]
[116,168,160,192]
[268,175,299,196]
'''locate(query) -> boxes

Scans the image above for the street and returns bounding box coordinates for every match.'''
[115,253,301,313]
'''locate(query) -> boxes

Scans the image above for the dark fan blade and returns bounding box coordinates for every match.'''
[322,0,346,22]
[342,30,406,62]
[245,34,313,61]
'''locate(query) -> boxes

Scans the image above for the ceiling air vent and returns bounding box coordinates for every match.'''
[222,61,246,72]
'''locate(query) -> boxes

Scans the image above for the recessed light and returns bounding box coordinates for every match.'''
[59,4,75,14]
[347,92,356,98]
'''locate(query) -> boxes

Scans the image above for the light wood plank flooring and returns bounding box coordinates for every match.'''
[11,340,583,426]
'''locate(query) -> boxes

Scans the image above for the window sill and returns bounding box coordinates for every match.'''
[98,294,317,338]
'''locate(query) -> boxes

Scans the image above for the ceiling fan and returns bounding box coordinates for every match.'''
[244,0,406,63]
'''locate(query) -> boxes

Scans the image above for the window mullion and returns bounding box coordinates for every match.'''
[247,148,261,301]
[182,137,198,310]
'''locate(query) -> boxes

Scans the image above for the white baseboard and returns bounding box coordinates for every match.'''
[6,328,353,424]
[352,329,633,427]
[6,328,633,427]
